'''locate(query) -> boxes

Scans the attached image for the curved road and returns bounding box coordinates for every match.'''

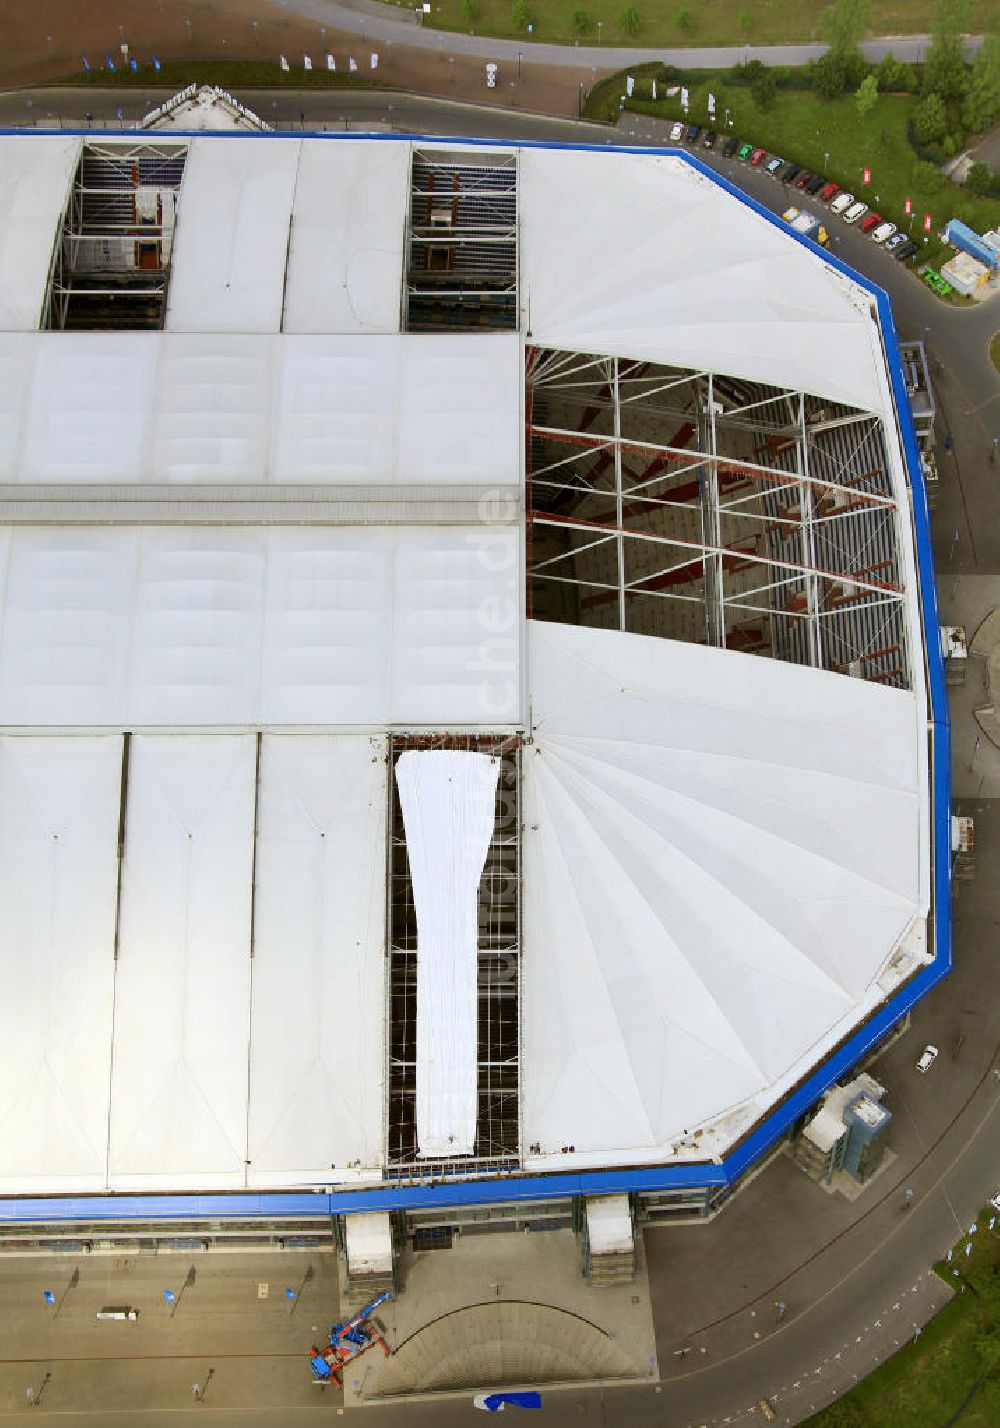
[266,0,984,68]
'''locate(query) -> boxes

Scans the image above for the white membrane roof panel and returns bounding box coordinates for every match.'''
[0,735,121,1193]
[248,735,387,1186]
[166,138,299,332]
[519,147,884,414]
[108,735,256,1188]
[282,139,407,333]
[395,750,500,1158]
[522,620,925,1168]
[0,526,520,728]
[0,136,77,331]
[0,330,519,487]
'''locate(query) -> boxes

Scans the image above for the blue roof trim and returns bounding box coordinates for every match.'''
[0,135,950,1225]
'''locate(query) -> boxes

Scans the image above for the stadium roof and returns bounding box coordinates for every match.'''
[0,131,937,1201]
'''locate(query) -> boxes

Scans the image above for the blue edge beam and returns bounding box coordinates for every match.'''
[0,132,951,1227]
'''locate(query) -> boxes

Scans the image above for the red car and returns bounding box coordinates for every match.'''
[750,148,767,166]
[793,170,813,190]
[820,182,839,202]
[860,213,882,234]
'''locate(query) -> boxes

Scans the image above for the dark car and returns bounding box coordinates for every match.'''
[793,170,813,190]
[686,124,701,143]
[723,136,739,157]
[820,182,839,202]
[804,174,825,195]
[703,129,718,149]
[780,163,801,184]
[893,239,919,262]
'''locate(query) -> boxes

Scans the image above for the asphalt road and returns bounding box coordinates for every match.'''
[253,0,986,69]
[0,84,998,1428]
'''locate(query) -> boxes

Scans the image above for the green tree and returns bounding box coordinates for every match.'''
[739,9,751,30]
[875,52,917,91]
[963,33,1000,131]
[913,90,948,141]
[823,0,871,56]
[512,0,533,29]
[812,49,849,96]
[461,0,478,20]
[619,5,640,33]
[751,64,777,108]
[855,73,879,115]
[571,8,592,32]
[965,160,992,196]
[923,0,970,102]
[676,8,694,32]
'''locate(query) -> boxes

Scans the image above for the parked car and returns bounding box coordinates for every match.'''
[703,129,718,149]
[894,239,919,261]
[830,190,855,214]
[804,174,825,195]
[670,121,684,143]
[916,1045,939,1073]
[872,221,897,244]
[779,163,800,183]
[820,182,840,202]
[884,232,907,254]
[860,213,882,234]
[843,201,869,224]
[765,155,784,176]
[723,136,739,157]
[750,147,767,166]
[686,124,701,143]
[793,170,813,190]
[737,142,754,160]
[485,62,498,88]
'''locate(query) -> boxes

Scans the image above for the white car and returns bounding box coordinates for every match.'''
[872,221,897,244]
[990,1191,1000,1215]
[485,62,498,88]
[670,122,684,143]
[843,201,869,225]
[916,1044,939,1073]
[830,191,855,215]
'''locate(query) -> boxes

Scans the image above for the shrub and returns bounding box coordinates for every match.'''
[461,0,478,20]
[812,50,848,97]
[964,161,992,196]
[511,0,533,30]
[677,9,694,33]
[571,8,592,32]
[913,91,948,142]
[855,73,878,116]
[619,5,640,33]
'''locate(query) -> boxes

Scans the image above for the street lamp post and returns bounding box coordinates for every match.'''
[597,20,602,44]
[824,150,830,175]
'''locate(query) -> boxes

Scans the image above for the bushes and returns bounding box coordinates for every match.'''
[913,91,948,142]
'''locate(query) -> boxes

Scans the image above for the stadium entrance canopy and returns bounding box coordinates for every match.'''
[0,133,946,1211]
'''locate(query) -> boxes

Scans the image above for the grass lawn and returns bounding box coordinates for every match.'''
[65,60,380,92]
[803,1210,1000,1427]
[991,331,1000,374]
[401,0,993,49]
[609,79,1000,240]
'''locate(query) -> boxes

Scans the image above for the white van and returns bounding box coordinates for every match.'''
[830,191,855,215]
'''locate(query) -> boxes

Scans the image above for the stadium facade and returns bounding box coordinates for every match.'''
[0,128,949,1253]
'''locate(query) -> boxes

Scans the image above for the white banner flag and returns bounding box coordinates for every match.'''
[708,91,716,115]
[625,74,634,97]
[349,56,358,72]
[651,79,657,101]
[326,53,335,71]
[303,54,313,70]
[680,86,689,112]
[279,54,290,72]
[371,52,379,69]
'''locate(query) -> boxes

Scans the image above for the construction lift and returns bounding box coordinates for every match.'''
[308,1291,393,1388]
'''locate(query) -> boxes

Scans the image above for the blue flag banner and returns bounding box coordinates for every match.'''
[106,54,116,72]
[474,1392,542,1412]
[163,1289,176,1304]
[81,55,90,72]
[285,1288,296,1300]
[153,55,161,72]
[129,57,138,72]
[43,1290,56,1306]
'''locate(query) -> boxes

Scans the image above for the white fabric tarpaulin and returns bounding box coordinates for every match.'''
[519,147,884,414]
[395,750,500,1158]
[0,735,122,1193]
[0,137,78,331]
[0,525,520,728]
[522,620,926,1169]
[108,735,256,1188]
[247,735,387,1186]
[0,331,520,488]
